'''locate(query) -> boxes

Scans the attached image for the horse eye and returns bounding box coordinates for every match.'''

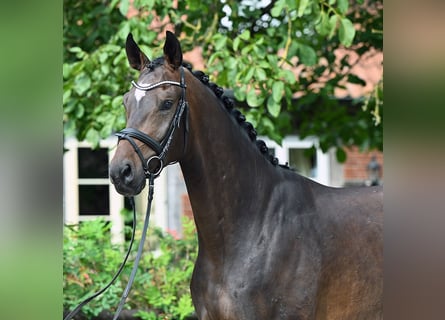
[161,100,174,110]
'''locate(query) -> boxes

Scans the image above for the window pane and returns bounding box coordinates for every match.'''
[78,148,109,178]
[79,185,109,215]
[288,148,317,178]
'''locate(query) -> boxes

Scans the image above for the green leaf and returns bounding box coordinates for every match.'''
[64,118,76,136]
[119,0,129,16]
[244,67,255,82]
[75,103,85,119]
[245,112,259,128]
[339,18,355,46]
[347,74,366,86]
[328,15,338,39]
[337,0,349,14]
[100,122,113,137]
[73,73,91,95]
[267,54,278,66]
[241,44,252,55]
[255,67,267,81]
[260,116,275,132]
[85,128,100,147]
[298,43,317,66]
[214,35,227,50]
[63,89,71,105]
[281,69,297,84]
[98,52,108,64]
[298,0,310,17]
[336,147,347,163]
[246,89,262,107]
[112,53,125,66]
[64,100,76,113]
[285,0,298,10]
[315,11,330,36]
[226,57,237,70]
[271,0,285,17]
[104,44,122,52]
[234,85,246,101]
[253,45,266,59]
[111,96,123,108]
[207,52,219,66]
[100,64,110,75]
[258,60,271,69]
[272,81,284,103]
[117,21,131,40]
[68,47,82,53]
[256,36,265,46]
[239,29,250,41]
[63,63,72,78]
[267,96,281,117]
[233,37,240,51]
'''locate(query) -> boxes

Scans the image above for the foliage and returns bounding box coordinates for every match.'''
[63,0,383,161]
[63,217,198,319]
[63,0,125,63]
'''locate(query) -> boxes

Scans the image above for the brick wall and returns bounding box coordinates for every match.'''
[181,193,194,221]
[344,146,383,185]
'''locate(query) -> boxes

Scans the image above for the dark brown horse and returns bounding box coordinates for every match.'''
[109,31,383,320]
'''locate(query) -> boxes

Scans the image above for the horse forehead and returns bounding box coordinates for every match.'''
[132,76,156,103]
[133,69,168,103]
[134,85,147,103]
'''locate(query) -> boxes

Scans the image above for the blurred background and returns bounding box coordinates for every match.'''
[1,0,444,319]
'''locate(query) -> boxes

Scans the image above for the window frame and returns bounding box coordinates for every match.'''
[260,135,331,185]
[63,137,124,243]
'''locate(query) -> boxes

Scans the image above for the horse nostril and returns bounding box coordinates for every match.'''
[121,164,133,183]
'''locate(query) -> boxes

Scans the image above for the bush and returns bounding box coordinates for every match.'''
[63,216,198,319]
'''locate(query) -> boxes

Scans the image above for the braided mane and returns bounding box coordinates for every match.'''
[144,58,289,169]
[187,65,291,169]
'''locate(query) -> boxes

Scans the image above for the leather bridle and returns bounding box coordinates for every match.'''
[115,66,189,178]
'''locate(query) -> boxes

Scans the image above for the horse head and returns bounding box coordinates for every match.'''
[109,31,188,196]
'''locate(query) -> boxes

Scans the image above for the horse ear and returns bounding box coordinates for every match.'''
[163,31,183,68]
[126,33,150,71]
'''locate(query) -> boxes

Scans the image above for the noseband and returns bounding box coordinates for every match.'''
[115,66,189,178]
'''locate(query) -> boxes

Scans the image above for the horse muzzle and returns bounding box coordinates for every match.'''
[109,159,146,196]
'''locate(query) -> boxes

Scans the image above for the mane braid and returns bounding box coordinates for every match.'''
[185,64,291,170]
[144,58,289,169]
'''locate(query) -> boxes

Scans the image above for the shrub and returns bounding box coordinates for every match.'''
[63,216,197,319]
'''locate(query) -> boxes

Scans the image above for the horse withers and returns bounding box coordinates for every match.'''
[109,31,383,320]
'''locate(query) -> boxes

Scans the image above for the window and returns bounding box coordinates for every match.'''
[63,137,125,243]
[78,148,109,178]
[260,135,330,185]
[77,147,110,216]
[288,148,317,178]
[78,185,110,215]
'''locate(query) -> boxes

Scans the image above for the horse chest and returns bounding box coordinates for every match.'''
[191,251,318,320]
[191,279,260,320]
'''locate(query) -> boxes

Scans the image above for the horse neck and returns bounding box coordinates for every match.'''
[179,73,279,262]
